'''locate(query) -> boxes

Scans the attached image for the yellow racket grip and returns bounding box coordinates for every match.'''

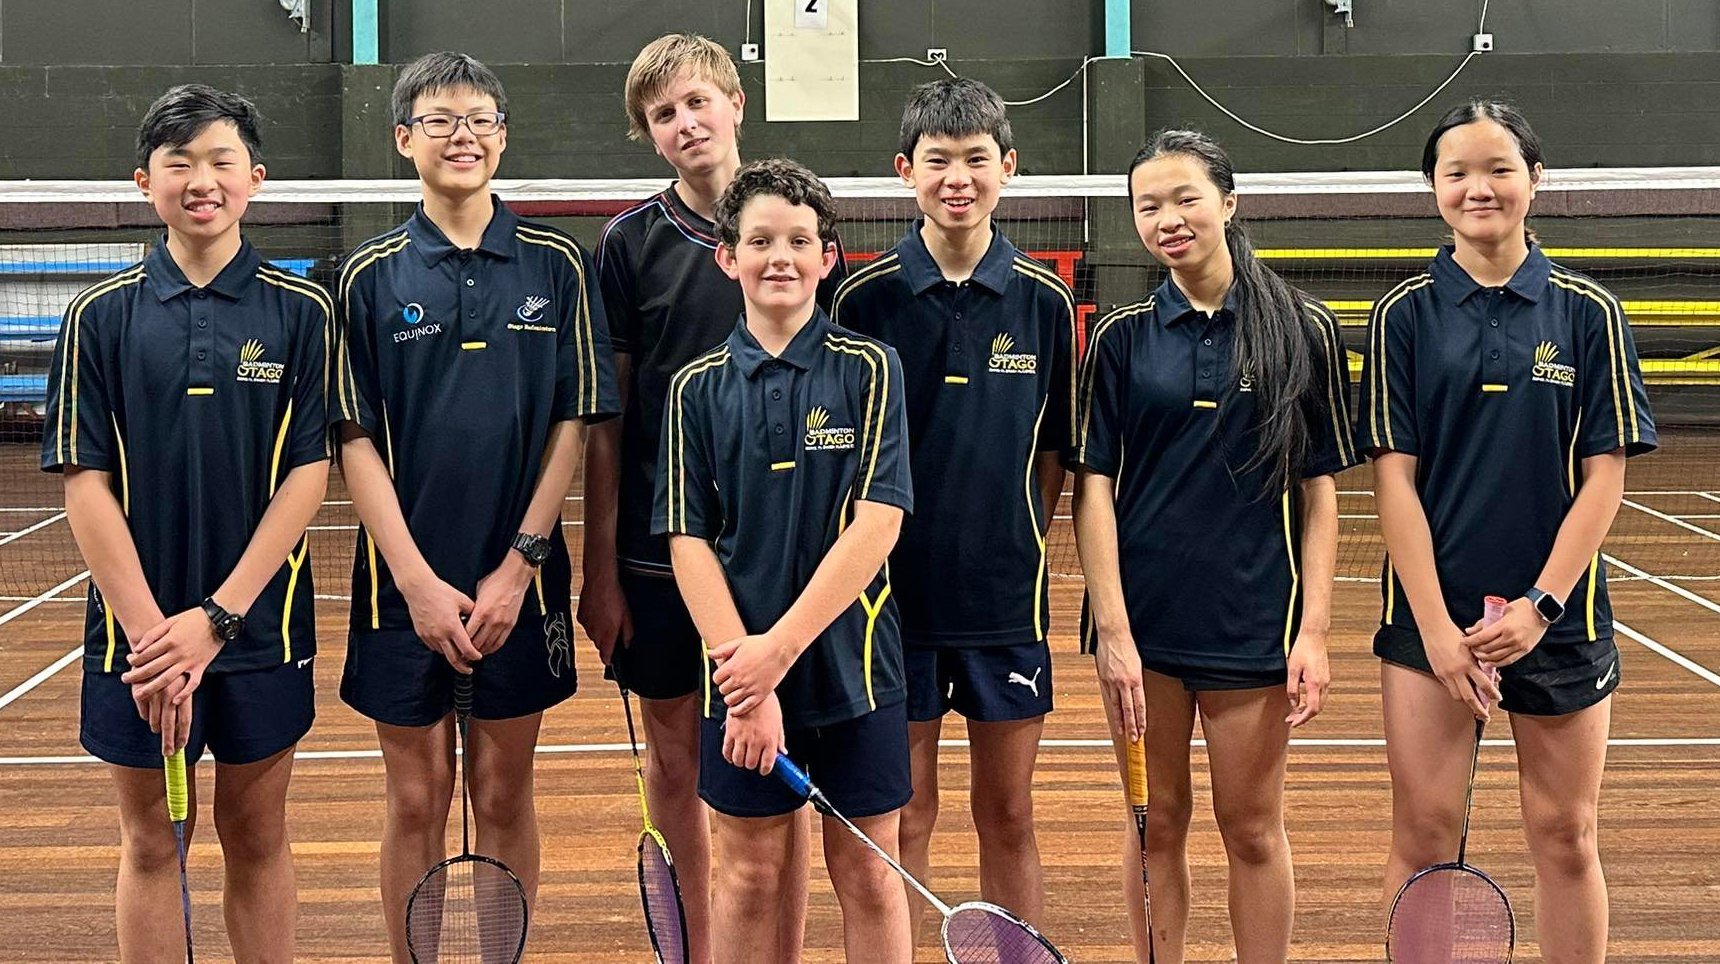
[1124,736,1148,809]
[164,749,189,823]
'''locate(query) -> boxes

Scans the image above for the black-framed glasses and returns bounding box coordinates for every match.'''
[406,111,506,138]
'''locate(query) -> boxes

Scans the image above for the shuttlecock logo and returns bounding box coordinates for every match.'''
[235,339,285,384]
[804,405,856,451]
[1531,341,1574,387]
[988,331,1037,374]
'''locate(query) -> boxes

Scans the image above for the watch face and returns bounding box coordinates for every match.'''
[216,614,244,640]
[1534,594,1564,623]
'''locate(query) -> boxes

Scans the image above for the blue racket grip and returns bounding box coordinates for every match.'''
[773,752,814,798]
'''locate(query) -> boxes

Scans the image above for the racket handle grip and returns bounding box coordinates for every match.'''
[1483,595,1508,626]
[452,673,475,719]
[773,752,814,798]
[164,749,189,822]
[1124,737,1148,807]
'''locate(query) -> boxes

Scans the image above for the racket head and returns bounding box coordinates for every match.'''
[405,853,529,964]
[1386,862,1515,963]
[940,901,1068,964]
[636,828,689,964]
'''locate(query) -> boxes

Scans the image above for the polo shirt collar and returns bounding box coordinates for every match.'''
[728,308,833,377]
[144,236,261,303]
[1431,243,1549,305]
[1153,274,1239,327]
[660,183,721,245]
[895,221,1017,295]
[406,194,520,266]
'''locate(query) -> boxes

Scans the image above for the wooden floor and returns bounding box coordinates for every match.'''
[1,437,1718,962]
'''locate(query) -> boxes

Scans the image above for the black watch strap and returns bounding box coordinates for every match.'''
[200,596,244,642]
[511,531,550,567]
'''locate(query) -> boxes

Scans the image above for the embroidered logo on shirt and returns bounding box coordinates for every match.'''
[393,302,443,343]
[1532,341,1575,387]
[1238,361,1256,393]
[236,339,286,384]
[988,332,1038,375]
[516,295,550,323]
[804,406,856,451]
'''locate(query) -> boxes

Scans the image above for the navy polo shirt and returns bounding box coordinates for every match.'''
[831,223,1077,648]
[597,185,848,576]
[41,238,332,674]
[1356,244,1656,644]
[334,197,619,633]
[652,309,913,729]
[1073,277,1359,671]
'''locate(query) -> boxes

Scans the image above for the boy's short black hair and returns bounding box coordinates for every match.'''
[713,158,838,248]
[136,84,264,170]
[392,51,508,128]
[898,77,1013,160]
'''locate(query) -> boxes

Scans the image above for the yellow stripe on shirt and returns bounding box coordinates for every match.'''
[1365,275,1433,451]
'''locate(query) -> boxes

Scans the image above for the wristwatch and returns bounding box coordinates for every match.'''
[1524,587,1565,626]
[511,531,551,568]
[200,596,244,642]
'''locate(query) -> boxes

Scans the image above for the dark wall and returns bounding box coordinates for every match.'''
[0,64,343,178]
[1134,52,1720,171]
[1134,0,1718,56]
[5,0,1710,65]
[0,0,337,65]
[0,1,1713,179]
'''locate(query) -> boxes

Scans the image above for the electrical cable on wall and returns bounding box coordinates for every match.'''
[864,0,1493,144]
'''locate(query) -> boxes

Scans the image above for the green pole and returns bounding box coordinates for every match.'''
[1105,0,1130,58]
[353,0,379,65]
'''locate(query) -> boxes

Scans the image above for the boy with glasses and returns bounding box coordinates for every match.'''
[334,51,618,958]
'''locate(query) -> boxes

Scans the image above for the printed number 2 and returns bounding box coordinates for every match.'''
[804,0,819,11]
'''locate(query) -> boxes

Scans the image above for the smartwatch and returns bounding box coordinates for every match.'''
[511,531,551,568]
[200,596,244,642]
[1524,587,1565,626]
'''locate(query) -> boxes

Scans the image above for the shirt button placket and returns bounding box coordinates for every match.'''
[193,291,212,387]
[1485,307,1506,387]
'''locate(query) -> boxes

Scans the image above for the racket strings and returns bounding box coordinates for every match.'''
[942,906,1065,964]
[1387,868,1513,963]
[637,836,687,961]
[407,857,528,964]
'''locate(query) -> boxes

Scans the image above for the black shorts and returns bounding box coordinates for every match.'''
[605,568,702,702]
[341,610,578,727]
[904,641,1053,723]
[1374,626,1620,716]
[699,700,911,819]
[1142,657,1287,692]
[81,658,315,769]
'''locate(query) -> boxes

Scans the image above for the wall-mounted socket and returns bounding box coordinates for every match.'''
[926,48,948,63]
[740,43,761,62]
[1472,33,1493,52]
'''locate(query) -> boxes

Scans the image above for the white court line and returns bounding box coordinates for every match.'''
[1605,553,1720,619]
[1616,620,1720,689]
[0,507,63,513]
[1622,499,1720,543]
[0,596,83,603]
[0,647,82,714]
[1673,514,1720,520]
[0,511,65,547]
[1700,492,1720,506]
[3,735,1717,767]
[0,571,88,629]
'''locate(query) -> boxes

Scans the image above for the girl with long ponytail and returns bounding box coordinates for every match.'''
[1071,129,1359,961]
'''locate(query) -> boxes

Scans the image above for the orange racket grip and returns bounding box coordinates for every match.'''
[1124,736,1148,809]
